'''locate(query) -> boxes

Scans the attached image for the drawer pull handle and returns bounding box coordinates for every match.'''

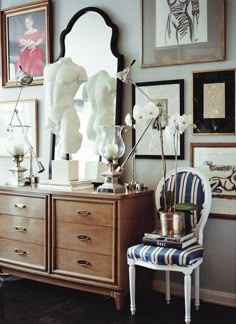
[77,259,91,267]
[14,249,27,256]
[76,210,91,216]
[77,234,91,242]
[14,226,27,232]
[14,203,26,209]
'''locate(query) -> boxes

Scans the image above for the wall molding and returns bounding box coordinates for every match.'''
[152,279,236,308]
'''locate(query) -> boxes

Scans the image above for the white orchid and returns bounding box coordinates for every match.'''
[125,113,133,127]
[132,104,148,121]
[165,113,193,140]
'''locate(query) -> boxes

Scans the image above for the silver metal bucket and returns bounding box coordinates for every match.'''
[159,211,184,236]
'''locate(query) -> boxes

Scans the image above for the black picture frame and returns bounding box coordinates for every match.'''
[192,69,236,135]
[132,79,184,160]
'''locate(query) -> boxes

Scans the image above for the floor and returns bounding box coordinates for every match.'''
[1,279,235,324]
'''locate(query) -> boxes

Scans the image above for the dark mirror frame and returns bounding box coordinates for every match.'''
[49,6,124,177]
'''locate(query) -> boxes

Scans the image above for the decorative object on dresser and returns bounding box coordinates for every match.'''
[6,67,45,187]
[127,167,212,324]
[97,125,126,193]
[0,185,154,311]
[37,179,93,191]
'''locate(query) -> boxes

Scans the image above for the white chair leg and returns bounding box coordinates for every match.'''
[129,264,136,315]
[194,266,200,310]
[184,274,191,324]
[165,271,171,304]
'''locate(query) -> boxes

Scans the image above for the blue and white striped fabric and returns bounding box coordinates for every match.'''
[160,171,205,232]
[127,243,203,266]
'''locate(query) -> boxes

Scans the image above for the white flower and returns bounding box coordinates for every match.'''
[165,113,193,148]
[178,114,192,134]
[125,113,133,127]
[167,113,193,134]
[143,102,159,119]
[133,104,148,121]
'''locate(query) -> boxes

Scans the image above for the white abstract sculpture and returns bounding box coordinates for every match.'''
[44,57,87,154]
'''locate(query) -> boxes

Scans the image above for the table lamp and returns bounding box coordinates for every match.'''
[6,66,45,186]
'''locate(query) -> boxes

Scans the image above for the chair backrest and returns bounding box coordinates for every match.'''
[155,167,212,244]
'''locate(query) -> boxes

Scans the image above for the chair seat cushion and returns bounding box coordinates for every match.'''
[127,243,203,266]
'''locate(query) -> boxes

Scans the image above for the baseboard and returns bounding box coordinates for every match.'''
[152,279,236,308]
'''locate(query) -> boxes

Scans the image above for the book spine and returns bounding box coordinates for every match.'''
[144,231,194,242]
[142,237,182,248]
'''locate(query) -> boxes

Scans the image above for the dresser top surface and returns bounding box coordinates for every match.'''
[0,184,153,200]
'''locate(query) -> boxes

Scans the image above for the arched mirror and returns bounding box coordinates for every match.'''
[49,7,124,179]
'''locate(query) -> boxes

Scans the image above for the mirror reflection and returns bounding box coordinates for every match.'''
[52,7,123,180]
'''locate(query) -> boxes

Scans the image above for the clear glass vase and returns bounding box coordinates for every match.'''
[98,125,125,163]
[6,125,30,156]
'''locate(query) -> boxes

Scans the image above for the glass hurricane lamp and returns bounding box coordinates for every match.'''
[97,125,126,193]
[6,125,30,186]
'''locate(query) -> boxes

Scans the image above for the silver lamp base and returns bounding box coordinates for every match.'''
[7,165,27,187]
[97,171,125,193]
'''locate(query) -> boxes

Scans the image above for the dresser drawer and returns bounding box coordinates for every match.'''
[53,198,115,226]
[55,222,113,255]
[54,248,113,281]
[0,215,44,245]
[0,194,45,219]
[0,238,45,269]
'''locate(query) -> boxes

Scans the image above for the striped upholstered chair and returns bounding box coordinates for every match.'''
[127,167,212,324]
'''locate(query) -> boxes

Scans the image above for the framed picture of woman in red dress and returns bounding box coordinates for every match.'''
[1,1,51,87]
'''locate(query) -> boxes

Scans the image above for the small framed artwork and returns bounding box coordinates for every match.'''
[1,0,51,87]
[192,69,236,135]
[140,0,225,67]
[132,79,184,159]
[0,99,38,156]
[190,142,236,219]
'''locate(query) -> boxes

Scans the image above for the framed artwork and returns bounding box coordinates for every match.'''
[192,68,236,135]
[132,79,184,159]
[190,142,236,219]
[1,1,51,87]
[0,99,38,157]
[140,0,225,67]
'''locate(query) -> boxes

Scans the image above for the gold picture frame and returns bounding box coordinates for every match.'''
[1,0,51,87]
[141,0,226,67]
[0,99,38,157]
[190,142,236,220]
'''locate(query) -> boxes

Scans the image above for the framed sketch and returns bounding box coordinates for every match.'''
[0,99,38,157]
[192,69,236,135]
[132,79,184,159]
[190,142,236,219]
[140,0,225,67]
[1,1,51,87]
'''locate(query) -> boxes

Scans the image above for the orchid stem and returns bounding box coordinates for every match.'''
[158,121,167,211]
[173,130,179,212]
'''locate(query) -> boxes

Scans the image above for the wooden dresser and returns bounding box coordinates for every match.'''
[0,185,154,309]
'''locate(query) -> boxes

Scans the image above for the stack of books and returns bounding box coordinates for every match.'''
[142,230,197,249]
[37,179,94,191]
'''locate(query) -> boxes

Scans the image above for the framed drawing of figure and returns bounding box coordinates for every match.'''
[1,1,51,87]
[141,0,225,67]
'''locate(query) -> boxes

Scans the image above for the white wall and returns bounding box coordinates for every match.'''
[0,0,235,302]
